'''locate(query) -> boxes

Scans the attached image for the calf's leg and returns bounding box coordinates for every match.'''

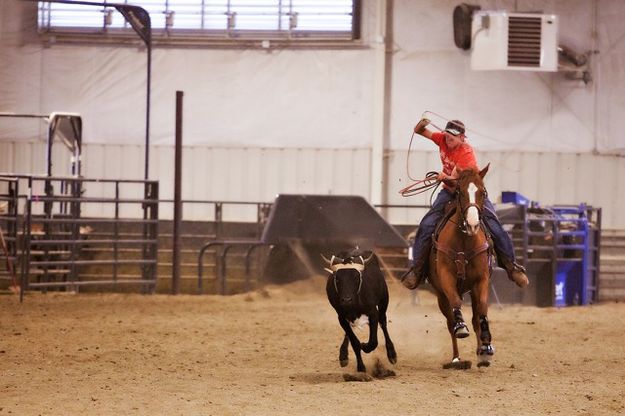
[339,334,349,367]
[339,317,366,372]
[360,311,379,353]
[378,292,397,364]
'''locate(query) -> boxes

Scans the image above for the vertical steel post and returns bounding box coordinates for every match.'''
[145,44,151,181]
[172,91,183,294]
[114,181,119,282]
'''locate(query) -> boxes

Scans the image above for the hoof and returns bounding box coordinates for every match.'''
[478,344,495,356]
[443,358,472,370]
[477,344,494,367]
[343,373,373,382]
[387,346,397,365]
[372,359,396,379]
[453,323,470,338]
[340,359,348,367]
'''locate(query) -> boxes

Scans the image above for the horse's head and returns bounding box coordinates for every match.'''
[454,164,489,236]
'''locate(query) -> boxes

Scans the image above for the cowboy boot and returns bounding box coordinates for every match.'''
[401,244,431,290]
[501,258,529,288]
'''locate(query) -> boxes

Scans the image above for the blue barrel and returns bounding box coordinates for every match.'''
[555,261,582,306]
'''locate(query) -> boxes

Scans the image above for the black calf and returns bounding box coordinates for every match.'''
[323,249,397,373]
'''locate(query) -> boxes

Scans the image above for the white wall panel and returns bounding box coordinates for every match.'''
[596,155,620,228]
[2,0,625,156]
[82,143,105,218]
[0,142,14,172]
[1,143,623,228]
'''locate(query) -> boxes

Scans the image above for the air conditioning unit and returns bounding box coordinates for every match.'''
[471,11,558,71]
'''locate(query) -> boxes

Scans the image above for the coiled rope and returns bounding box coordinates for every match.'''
[399,110,452,202]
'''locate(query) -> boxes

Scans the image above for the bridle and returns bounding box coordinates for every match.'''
[433,179,491,285]
[454,182,487,235]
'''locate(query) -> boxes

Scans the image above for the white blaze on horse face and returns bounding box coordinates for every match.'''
[466,182,480,227]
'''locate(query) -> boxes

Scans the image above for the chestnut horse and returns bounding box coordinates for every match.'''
[429,165,494,369]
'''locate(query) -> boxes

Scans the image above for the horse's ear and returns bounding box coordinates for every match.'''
[479,163,490,179]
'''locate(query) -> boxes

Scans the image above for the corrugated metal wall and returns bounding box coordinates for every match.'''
[1,141,623,229]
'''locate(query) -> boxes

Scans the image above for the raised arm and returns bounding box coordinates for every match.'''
[413,118,434,140]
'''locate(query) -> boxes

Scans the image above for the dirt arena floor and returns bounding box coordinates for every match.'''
[2,277,625,416]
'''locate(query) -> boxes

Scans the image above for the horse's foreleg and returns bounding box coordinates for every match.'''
[475,315,494,367]
[338,317,366,372]
[471,281,494,367]
[437,270,469,339]
[437,296,460,361]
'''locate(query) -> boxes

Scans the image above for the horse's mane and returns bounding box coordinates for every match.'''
[455,168,484,188]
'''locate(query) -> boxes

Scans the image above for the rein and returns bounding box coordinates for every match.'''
[458,201,482,235]
[453,182,485,235]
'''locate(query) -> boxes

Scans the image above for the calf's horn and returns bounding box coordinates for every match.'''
[320,253,343,265]
[362,252,374,264]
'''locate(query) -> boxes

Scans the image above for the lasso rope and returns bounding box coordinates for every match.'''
[421,110,448,132]
[399,171,440,197]
[401,110,474,205]
[400,110,452,203]
[404,110,450,182]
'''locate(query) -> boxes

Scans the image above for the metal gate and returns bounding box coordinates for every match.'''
[0,174,159,301]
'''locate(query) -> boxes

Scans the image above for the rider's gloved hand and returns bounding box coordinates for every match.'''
[414,118,430,134]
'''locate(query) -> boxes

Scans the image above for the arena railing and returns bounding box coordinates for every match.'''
[499,203,602,305]
[192,201,430,295]
[0,176,19,288]
[0,174,159,301]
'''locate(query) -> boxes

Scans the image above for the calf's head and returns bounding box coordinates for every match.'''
[322,253,373,307]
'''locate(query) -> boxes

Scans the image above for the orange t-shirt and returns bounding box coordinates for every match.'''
[430,132,478,176]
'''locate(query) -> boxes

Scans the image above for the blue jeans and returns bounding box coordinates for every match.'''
[411,189,516,265]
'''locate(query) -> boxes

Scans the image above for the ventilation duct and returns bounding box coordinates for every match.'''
[470,11,558,71]
[508,15,542,67]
